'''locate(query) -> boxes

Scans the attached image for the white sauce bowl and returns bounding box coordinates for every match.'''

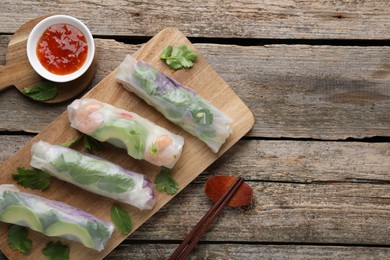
[27,15,95,83]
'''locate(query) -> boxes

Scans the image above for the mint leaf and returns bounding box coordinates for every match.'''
[12,167,51,190]
[42,241,70,260]
[160,45,197,70]
[7,225,32,254]
[52,154,103,185]
[23,82,57,101]
[111,204,132,234]
[154,167,179,195]
[51,153,133,193]
[97,174,133,193]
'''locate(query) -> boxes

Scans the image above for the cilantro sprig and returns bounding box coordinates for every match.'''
[154,167,179,195]
[42,242,70,260]
[23,82,57,101]
[61,134,103,152]
[160,45,197,70]
[7,225,32,254]
[12,167,51,190]
[111,204,132,234]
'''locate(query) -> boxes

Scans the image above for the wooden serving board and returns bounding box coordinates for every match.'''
[0,28,254,259]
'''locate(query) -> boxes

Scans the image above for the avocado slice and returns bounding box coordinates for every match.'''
[0,205,43,232]
[93,120,147,159]
[44,221,94,248]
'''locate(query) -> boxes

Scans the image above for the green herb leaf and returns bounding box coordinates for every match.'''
[150,143,158,155]
[160,45,197,70]
[82,135,103,152]
[133,65,158,95]
[154,167,179,195]
[51,153,133,193]
[97,174,134,193]
[111,204,132,234]
[7,225,32,254]
[23,82,57,101]
[160,45,173,59]
[12,167,51,190]
[42,241,70,260]
[191,108,213,126]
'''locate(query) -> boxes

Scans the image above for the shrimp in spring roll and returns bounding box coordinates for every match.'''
[67,98,184,168]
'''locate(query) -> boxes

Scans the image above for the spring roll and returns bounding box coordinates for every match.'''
[0,184,114,251]
[115,54,233,153]
[30,141,156,210]
[67,98,184,168]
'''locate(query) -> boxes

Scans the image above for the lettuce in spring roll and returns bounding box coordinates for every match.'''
[67,98,184,168]
[115,54,233,153]
[0,184,114,251]
[30,141,156,210]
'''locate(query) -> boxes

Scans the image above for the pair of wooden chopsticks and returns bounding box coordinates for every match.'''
[169,177,245,260]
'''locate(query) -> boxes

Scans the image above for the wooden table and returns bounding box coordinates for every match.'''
[1,1,389,259]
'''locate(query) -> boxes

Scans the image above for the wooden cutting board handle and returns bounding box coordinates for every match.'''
[0,64,19,91]
[0,15,97,103]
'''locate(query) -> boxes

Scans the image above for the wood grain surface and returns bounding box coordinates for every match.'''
[0,28,253,259]
[1,136,390,258]
[1,1,389,259]
[1,37,389,139]
[0,1,390,40]
[0,16,97,103]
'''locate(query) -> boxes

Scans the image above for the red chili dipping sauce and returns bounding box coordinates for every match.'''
[37,23,88,75]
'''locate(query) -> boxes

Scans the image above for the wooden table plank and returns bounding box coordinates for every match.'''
[1,37,389,139]
[106,243,390,259]
[0,1,389,40]
[1,4,389,259]
[2,136,389,183]
[1,136,389,246]
[112,182,390,244]
[0,243,389,259]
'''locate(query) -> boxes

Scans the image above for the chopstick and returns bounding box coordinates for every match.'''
[169,177,245,260]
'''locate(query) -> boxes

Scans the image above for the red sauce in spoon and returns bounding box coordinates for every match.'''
[37,23,88,75]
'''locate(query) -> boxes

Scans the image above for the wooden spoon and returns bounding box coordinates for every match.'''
[0,15,97,103]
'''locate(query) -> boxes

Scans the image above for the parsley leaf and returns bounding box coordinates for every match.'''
[7,225,32,254]
[111,204,132,234]
[42,241,70,260]
[23,82,57,101]
[12,167,51,190]
[154,167,179,195]
[160,45,197,70]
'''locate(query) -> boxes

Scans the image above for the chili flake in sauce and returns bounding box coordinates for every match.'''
[37,23,88,75]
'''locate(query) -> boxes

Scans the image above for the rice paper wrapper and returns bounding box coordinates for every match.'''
[116,54,233,153]
[30,141,156,210]
[0,184,114,251]
[67,98,184,168]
